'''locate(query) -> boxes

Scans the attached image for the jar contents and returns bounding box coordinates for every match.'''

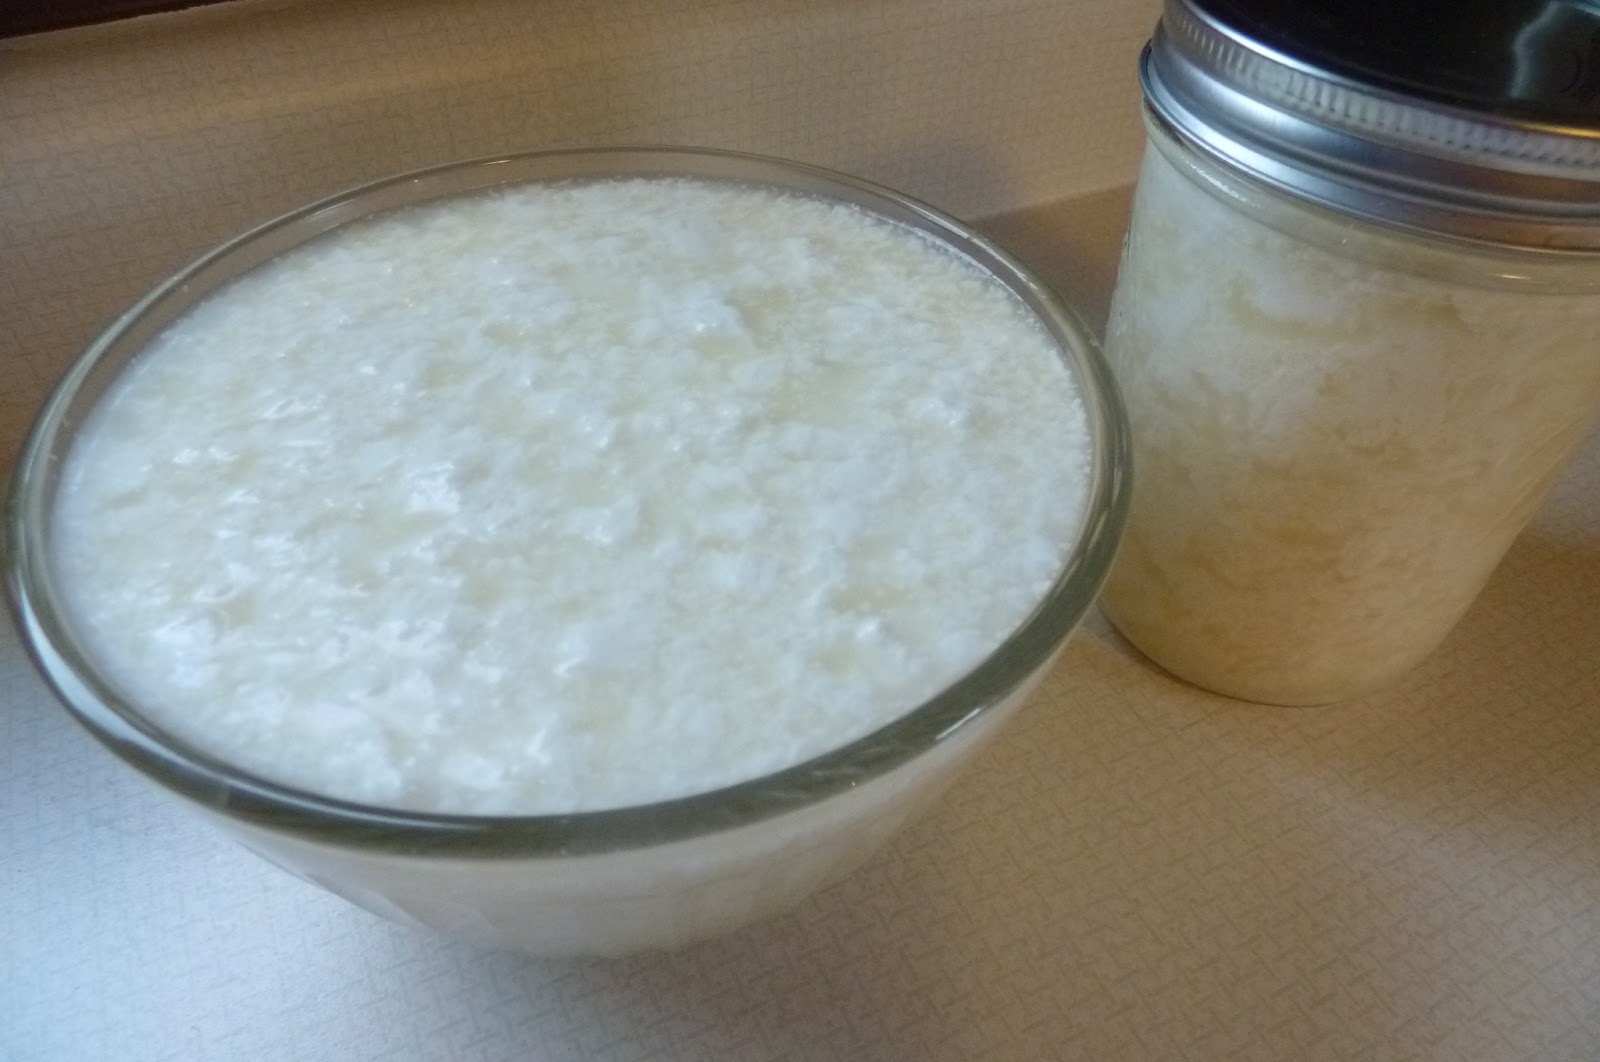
[50,177,1093,813]
[1100,132,1600,705]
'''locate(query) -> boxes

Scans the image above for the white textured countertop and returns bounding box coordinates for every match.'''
[4,2,1599,1058]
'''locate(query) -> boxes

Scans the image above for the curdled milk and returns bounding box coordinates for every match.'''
[1100,136,1600,705]
[52,178,1091,814]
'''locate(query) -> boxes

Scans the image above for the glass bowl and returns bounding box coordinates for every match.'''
[5,147,1129,956]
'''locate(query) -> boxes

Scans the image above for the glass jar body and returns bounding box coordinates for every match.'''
[1100,116,1600,705]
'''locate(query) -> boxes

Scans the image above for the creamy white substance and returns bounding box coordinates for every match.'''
[54,178,1090,813]
[1101,135,1600,705]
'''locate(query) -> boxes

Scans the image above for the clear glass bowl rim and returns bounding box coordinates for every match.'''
[5,145,1131,858]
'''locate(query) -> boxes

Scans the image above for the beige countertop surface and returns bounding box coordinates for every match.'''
[4,3,1598,1059]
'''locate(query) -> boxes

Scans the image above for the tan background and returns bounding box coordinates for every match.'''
[5,2,1600,1059]
[1,0,1148,470]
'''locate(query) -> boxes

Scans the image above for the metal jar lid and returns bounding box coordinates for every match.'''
[1142,0,1600,251]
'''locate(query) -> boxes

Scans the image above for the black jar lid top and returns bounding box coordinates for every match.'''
[1143,0,1600,250]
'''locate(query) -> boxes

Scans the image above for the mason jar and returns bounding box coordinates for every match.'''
[1100,0,1600,705]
